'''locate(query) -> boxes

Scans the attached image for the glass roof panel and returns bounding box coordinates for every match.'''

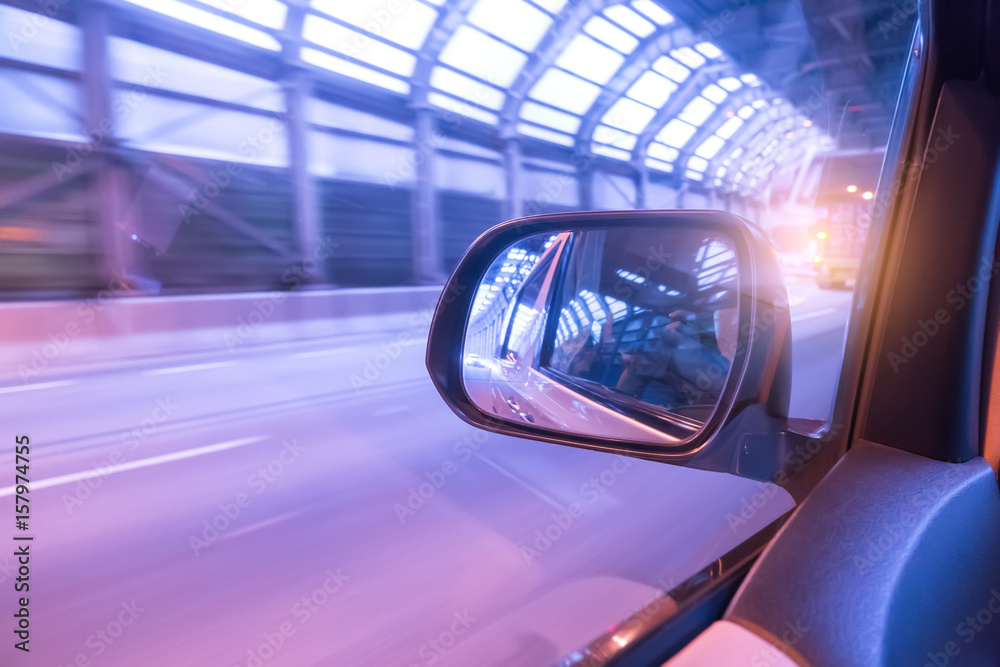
[427,92,499,124]
[527,69,602,114]
[303,15,416,75]
[430,67,505,110]
[592,144,632,161]
[604,5,657,37]
[467,0,553,52]
[518,122,575,146]
[520,101,581,134]
[310,0,436,50]
[584,16,640,53]
[688,155,709,172]
[651,55,690,83]
[678,96,716,126]
[694,42,724,59]
[718,76,742,92]
[301,48,409,93]
[438,25,528,88]
[198,0,286,29]
[533,0,568,11]
[647,142,679,162]
[658,118,697,148]
[593,125,637,150]
[702,84,727,103]
[632,0,674,25]
[556,34,626,85]
[646,157,674,172]
[716,115,744,139]
[694,135,726,159]
[740,73,761,86]
[737,104,755,119]
[626,71,677,108]
[602,97,656,134]
[671,47,706,69]
[124,0,282,49]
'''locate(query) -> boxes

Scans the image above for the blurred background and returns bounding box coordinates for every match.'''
[0,0,913,665]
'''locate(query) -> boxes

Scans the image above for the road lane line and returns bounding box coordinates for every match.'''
[291,348,354,359]
[217,511,303,543]
[0,380,79,394]
[791,307,838,324]
[0,435,267,497]
[145,361,236,376]
[475,453,569,513]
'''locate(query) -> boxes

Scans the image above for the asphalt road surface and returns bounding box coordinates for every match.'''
[0,278,852,667]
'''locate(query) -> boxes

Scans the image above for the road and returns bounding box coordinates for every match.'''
[0,278,852,667]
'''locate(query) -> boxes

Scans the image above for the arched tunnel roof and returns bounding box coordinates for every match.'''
[0,0,831,195]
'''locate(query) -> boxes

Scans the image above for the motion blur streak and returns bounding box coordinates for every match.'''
[0,277,847,667]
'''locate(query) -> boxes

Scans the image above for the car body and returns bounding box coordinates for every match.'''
[424,0,1000,664]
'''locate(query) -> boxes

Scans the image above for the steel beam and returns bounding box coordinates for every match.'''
[81,0,134,290]
[284,69,322,281]
[411,107,445,284]
[503,136,524,220]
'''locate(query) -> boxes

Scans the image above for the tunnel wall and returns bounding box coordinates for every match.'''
[0,285,442,384]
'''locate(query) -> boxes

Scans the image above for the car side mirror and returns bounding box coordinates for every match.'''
[426,210,802,483]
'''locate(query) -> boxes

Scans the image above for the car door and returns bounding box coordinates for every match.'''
[425,0,1000,664]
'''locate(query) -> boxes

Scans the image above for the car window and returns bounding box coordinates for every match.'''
[0,1,917,665]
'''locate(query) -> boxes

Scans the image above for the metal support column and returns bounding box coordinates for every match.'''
[284,70,322,282]
[81,1,133,290]
[503,136,524,220]
[412,107,445,284]
[577,153,594,211]
[634,163,649,210]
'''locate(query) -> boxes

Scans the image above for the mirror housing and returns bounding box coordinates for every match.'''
[426,210,799,482]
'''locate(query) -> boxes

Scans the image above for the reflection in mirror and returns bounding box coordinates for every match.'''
[463,226,740,446]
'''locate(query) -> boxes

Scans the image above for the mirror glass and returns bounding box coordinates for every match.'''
[463,226,740,445]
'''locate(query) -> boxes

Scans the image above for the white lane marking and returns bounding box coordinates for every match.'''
[372,406,415,417]
[0,435,267,497]
[0,380,79,394]
[217,511,302,544]
[291,348,354,359]
[145,361,236,376]
[475,453,568,513]
[791,307,838,324]
[787,295,808,307]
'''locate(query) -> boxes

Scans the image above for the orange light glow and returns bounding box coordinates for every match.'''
[802,120,813,127]
[862,191,874,200]
[816,231,828,240]
[846,185,858,193]
[813,255,823,264]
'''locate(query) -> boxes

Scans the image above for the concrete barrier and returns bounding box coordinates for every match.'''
[1,286,444,385]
